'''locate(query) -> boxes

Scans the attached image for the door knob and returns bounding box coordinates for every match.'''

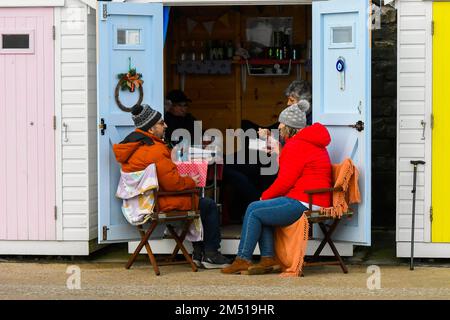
[348,120,364,132]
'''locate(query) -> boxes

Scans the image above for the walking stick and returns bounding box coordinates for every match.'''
[410,160,425,270]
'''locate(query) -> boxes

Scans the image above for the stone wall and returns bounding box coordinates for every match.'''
[371,5,397,228]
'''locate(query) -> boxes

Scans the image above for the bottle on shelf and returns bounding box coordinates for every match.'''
[179,41,186,62]
[226,41,234,59]
[190,40,196,61]
[199,41,205,61]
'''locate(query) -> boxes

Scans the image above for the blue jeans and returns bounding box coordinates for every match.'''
[237,197,307,260]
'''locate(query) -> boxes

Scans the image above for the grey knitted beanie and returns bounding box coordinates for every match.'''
[131,104,162,131]
[278,100,310,129]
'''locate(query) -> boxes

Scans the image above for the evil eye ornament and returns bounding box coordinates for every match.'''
[336,59,345,73]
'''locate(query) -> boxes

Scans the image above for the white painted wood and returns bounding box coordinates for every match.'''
[63,228,89,241]
[397,242,450,258]
[58,1,91,242]
[396,0,432,246]
[0,241,90,255]
[128,239,354,257]
[398,229,424,242]
[397,199,425,215]
[0,0,65,7]
[63,160,87,173]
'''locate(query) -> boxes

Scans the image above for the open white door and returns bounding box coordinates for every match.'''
[97,1,164,243]
[313,0,371,245]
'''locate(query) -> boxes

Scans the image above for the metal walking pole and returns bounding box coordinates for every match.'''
[410,160,425,270]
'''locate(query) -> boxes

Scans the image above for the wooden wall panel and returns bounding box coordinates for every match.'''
[166,5,312,132]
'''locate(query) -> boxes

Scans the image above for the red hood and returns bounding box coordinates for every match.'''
[289,123,331,148]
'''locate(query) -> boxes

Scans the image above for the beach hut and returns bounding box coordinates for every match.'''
[396,0,450,258]
[1,0,374,258]
[0,0,98,255]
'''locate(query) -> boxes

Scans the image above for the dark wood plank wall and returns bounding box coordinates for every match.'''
[165,5,312,133]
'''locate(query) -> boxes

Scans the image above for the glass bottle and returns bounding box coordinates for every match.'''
[179,41,186,62]
[226,41,234,59]
[190,40,196,61]
[199,41,205,61]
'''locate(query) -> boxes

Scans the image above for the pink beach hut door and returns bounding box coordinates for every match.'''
[0,8,56,240]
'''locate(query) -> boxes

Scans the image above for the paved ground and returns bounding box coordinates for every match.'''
[1,230,450,300]
[2,261,450,300]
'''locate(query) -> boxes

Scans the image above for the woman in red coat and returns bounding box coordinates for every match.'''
[222,102,332,275]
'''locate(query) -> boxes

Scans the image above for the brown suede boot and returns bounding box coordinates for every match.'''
[247,257,282,275]
[221,257,252,275]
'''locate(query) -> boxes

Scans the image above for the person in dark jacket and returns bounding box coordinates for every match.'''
[222,101,332,275]
[164,89,198,145]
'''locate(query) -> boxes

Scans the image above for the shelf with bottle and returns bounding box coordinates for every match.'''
[174,39,236,64]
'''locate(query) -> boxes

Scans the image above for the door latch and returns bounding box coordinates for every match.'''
[99,118,107,135]
[421,120,426,140]
[102,226,109,241]
[348,120,365,132]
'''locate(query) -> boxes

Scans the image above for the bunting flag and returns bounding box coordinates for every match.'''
[186,18,198,35]
[202,21,215,36]
[217,13,230,28]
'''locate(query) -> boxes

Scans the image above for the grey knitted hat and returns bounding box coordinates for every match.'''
[278,100,310,129]
[131,104,162,130]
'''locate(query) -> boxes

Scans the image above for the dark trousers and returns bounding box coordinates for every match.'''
[194,197,221,253]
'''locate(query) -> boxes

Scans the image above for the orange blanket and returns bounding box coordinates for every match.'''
[320,158,361,218]
[274,158,361,277]
[274,214,309,277]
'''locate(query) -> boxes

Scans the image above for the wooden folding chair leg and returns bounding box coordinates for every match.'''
[166,224,198,272]
[167,219,193,261]
[138,227,161,276]
[314,221,348,274]
[125,221,160,276]
[312,221,340,259]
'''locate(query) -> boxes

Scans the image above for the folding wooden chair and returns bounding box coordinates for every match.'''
[125,189,201,276]
[301,186,353,275]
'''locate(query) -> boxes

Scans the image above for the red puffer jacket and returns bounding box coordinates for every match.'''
[261,123,332,207]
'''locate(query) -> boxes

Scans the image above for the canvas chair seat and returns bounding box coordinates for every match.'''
[117,165,202,276]
[302,158,361,276]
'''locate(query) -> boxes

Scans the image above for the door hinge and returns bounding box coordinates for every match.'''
[430,206,433,223]
[52,25,56,40]
[430,113,434,130]
[53,115,57,130]
[54,205,57,220]
[102,3,108,20]
[102,226,109,241]
[99,118,107,135]
[431,20,435,36]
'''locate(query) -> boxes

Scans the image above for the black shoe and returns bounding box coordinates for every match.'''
[192,249,203,268]
[201,251,232,269]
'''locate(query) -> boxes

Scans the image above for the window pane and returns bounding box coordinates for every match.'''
[117,29,140,46]
[117,30,126,45]
[2,34,30,49]
[126,30,140,45]
[332,27,352,44]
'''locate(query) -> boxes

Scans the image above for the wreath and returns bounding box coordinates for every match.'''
[115,67,144,112]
